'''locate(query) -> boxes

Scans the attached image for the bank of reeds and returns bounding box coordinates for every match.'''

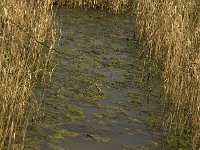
[0,0,55,149]
[136,0,200,149]
[55,0,131,12]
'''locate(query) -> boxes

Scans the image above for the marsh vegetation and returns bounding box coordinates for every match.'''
[0,0,55,149]
[136,0,200,149]
[0,0,199,150]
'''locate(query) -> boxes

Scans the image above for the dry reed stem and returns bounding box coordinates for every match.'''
[0,0,55,149]
[136,0,200,149]
[55,0,130,13]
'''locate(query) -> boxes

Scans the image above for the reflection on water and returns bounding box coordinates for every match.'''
[26,7,172,150]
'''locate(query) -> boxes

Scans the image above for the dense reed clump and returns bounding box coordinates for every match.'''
[0,0,55,149]
[55,0,130,12]
[136,0,200,149]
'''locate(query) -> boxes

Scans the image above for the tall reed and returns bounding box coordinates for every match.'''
[0,0,55,149]
[55,0,130,12]
[136,0,200,149]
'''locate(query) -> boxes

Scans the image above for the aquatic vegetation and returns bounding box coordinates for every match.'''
[147,140,158,148]
[49,129,79,140]
[65,105,84,117]
[166,134,194,149]
[128,118,142,124]
[93,105,128,124]
[125,91,140,101]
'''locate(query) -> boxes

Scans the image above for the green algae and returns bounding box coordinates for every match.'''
[127,117,142,123]
[166,134,192,150]
[93,105,128,123]
[49,129,79,140]
[147,140,159,148]
[65,105,84,117]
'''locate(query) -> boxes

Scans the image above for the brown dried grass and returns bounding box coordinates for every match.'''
[55,0,130,12]
[136,0,200,149]
[0,0,55,149]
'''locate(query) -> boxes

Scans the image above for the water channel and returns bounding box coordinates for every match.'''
[26,7,172,150]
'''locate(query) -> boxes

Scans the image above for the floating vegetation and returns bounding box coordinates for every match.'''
[93,106,128,124]
[49,129,79,140]
[147,140,158,148]
[127,118,142,124]
[65,105,84,117]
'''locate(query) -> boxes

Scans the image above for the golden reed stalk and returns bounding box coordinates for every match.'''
[0,0,55,149]
[54,0,130,12]
[136,0,200,149]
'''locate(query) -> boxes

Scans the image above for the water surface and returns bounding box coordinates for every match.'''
[26,7,172,150]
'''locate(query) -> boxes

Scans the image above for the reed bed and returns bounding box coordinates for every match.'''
[136,0,200,149]
[55,0,131,12]
[0,0,55,149]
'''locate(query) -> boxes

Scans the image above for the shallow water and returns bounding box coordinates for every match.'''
[26,7,173,150]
